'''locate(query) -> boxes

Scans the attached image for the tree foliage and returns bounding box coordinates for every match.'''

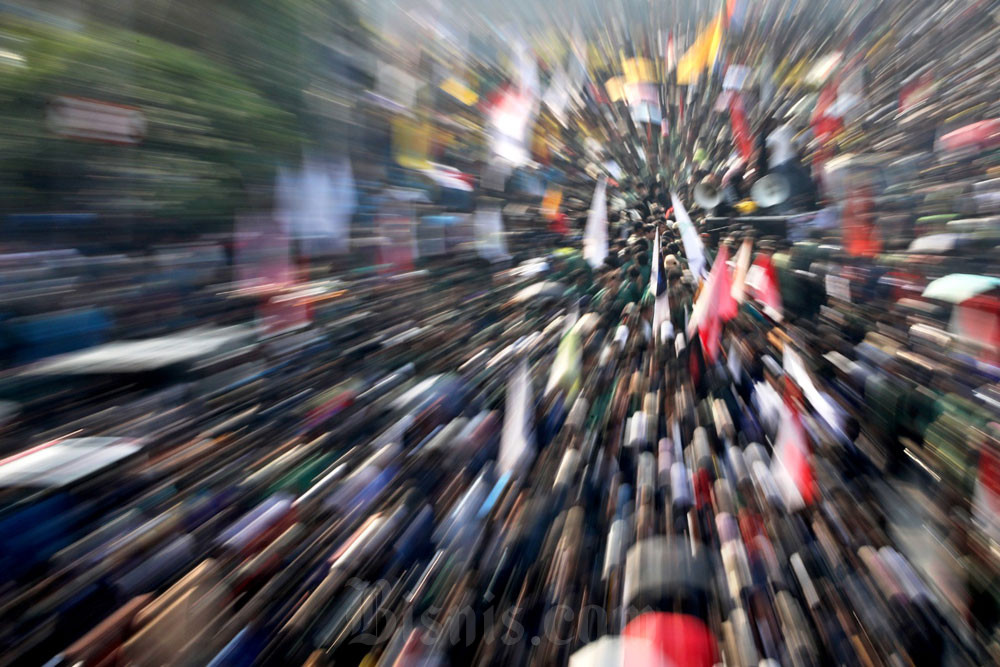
[0,17,301,227]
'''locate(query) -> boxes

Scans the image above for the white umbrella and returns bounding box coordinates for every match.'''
[907,233,959,254]
[922,273,1000,304]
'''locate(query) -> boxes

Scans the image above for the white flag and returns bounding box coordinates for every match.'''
[670,192,706,279]
[499,358,536,476]
[584,177,608,269]
[783,345,845,437]
[650,230,660,297]
[651,231,672,344]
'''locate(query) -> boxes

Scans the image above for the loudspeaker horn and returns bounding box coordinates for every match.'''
[750,173,791,208]
[694,182,722,210]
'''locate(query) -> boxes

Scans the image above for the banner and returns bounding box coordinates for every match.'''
[376,187,427,274]
[473,204,509,261]
[487,86,537,167]
[730,93,754,162]
[274,155,356,257]
[541,186,563,219]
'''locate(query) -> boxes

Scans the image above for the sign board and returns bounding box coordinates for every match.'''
[47,96,146,144]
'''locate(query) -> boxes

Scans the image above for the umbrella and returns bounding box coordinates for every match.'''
[937,119,1000,153]
[922,273,1000,303]
[805,52,842,86]
[511,281,566,303]
[511,260,550,278]
[907,233,960,254]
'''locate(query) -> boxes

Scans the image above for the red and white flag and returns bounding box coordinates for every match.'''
[689,245,737,362]
[745,253,783,321]
[730,238,753,304]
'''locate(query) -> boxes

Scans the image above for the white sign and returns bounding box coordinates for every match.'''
[47,96,146,144]
[825,274,852,303]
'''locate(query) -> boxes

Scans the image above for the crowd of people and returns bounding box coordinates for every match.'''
[0,174,996,665]
[2,0,1000,665]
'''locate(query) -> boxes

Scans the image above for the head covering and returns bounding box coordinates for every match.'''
[624,613,719,667]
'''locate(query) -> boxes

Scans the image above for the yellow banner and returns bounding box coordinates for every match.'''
[440,77,478,106]
[622,57,656,83]
[392,115,432,171]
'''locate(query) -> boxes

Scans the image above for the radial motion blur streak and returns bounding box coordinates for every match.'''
[0,0,999,665]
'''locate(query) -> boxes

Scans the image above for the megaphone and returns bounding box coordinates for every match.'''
[750,173,791,208]
[694,181,722,210]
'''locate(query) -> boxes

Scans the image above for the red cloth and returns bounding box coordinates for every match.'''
[549,212,569,235]
[693,468,713,509]
[811,80,843,140]
[842,183,881,257]
[979,444,1000,502]
[739,509,766,545]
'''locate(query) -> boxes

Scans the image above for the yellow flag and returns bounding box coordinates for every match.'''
[676,13,724,85]
[707,14,723,68]
[676,36,706,84]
